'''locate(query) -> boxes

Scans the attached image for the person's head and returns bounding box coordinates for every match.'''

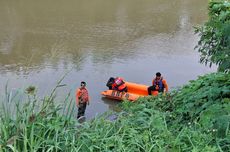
[155,72,161,80]
[80,81,86,88]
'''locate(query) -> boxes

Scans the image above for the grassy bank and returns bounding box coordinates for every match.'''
[0,72,230,151]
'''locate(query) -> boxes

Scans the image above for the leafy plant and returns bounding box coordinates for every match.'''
[195,0,230,72]
[0,72,229,151]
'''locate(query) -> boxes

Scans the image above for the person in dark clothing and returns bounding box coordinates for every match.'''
[106,77,115,90]
[76,81,90,119]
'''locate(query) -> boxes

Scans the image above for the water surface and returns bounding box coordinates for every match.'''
[0,0,216,119]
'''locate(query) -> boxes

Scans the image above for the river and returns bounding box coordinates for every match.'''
[0,0,216,119]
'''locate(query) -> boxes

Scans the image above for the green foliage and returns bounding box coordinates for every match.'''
[0,72,229,151]
[0,84,77,152]
[195,0,230,72]
[171,73,230,131]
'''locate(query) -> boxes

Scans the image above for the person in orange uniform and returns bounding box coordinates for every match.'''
[106,77,128,92]
[112,77,128,92]
[148,72,168,95]
[76,81,90,119]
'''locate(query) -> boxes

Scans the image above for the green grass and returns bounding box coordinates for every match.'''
[0,72,229,151]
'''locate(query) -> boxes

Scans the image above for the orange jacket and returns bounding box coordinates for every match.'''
[152,78,168,92]
[112,82,127,91]
[76,87,90,106]
[112,77,127,91]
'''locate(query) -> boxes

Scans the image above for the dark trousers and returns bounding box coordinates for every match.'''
[148,86,156,95]
[106,77,115,90]
[77,102,87,119]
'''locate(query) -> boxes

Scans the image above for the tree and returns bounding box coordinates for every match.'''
[195,0,230,72]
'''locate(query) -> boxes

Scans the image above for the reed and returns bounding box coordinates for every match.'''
[0,81,79,151]
[0,72,229,151]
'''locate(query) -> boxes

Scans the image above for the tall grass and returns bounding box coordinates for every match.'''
[0,77,79,152]
[0,72,229,151]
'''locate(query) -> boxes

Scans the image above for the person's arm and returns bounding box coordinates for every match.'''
[87,89,90,105]
[152,79,155,86]
[112,83,117,90]
[76,89,81,107]
[162,80,168,93]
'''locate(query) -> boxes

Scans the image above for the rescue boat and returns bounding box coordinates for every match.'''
[101,82,158,101]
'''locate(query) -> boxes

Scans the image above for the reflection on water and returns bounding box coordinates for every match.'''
[101,97,121,112]
[0,0,216,119]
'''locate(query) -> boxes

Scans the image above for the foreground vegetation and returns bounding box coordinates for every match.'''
[0,72,229,152]
[0,0,229,151]
[195,0,230,72]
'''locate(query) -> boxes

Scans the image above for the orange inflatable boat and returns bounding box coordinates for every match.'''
[101,82,158,101]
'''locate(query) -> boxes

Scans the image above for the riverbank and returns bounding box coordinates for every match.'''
[0,72,229,151]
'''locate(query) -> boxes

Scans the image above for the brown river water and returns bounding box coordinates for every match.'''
[0,0,216,119]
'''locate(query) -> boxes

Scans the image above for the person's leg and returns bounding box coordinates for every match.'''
[77,103,84,119]
[81,102,87,116]
[106,77,115,90]
[148,86,156,95]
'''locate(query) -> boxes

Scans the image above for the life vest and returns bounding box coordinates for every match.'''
[153,78,164,92]
[77,88,89,102]
[114,77,123,86]
[112,77,127,92]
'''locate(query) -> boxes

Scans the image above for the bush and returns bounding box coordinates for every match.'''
[195,0,230,72]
